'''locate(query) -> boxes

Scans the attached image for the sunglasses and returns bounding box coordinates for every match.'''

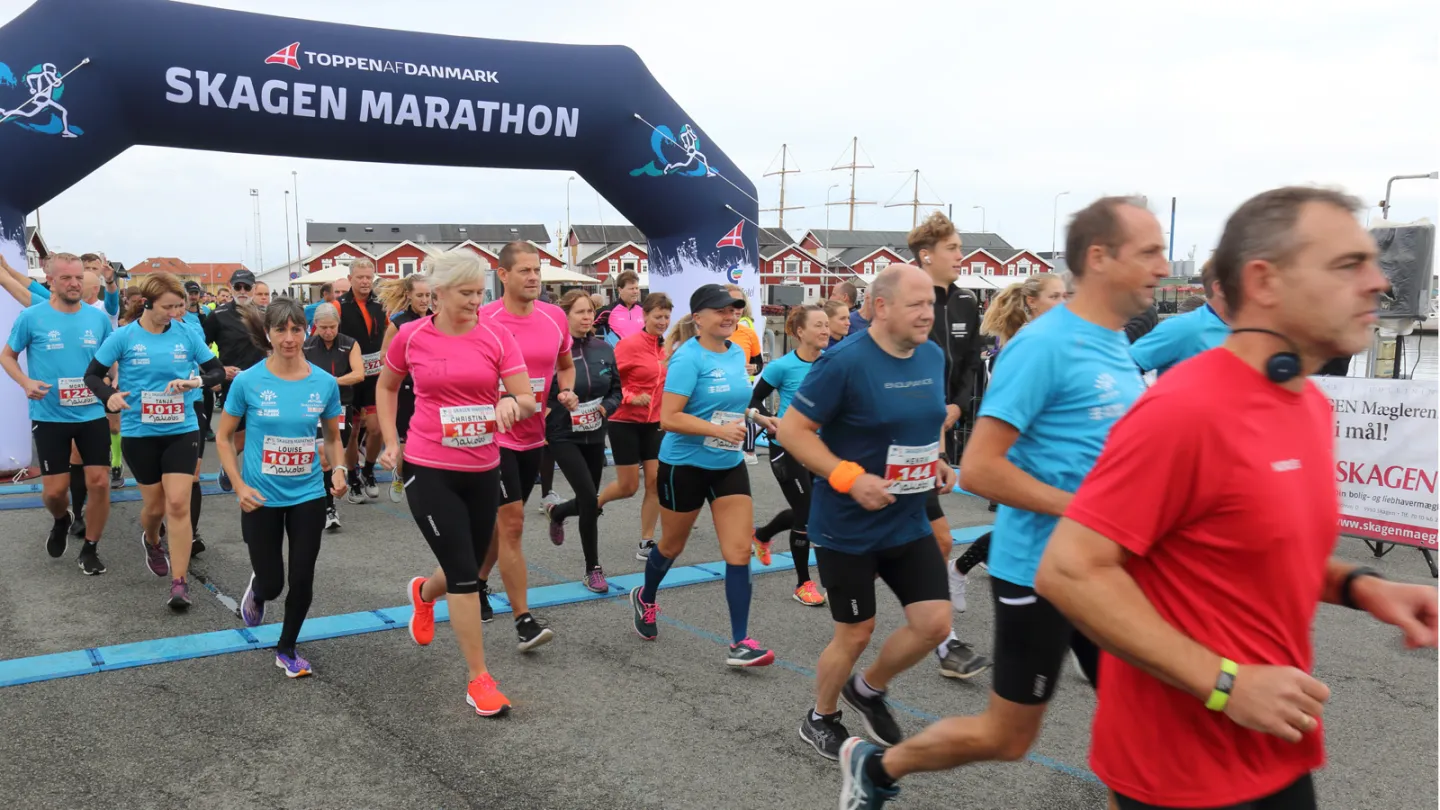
[233,283,253,291]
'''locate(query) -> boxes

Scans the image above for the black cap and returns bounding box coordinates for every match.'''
[183,280,203,295]
[689,283,744,313]
[231,269,256,287]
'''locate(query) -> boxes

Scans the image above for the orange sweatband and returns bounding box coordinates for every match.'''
[828,461,865,494]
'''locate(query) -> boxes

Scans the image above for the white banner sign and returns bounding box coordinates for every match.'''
[1316,376,1438,549]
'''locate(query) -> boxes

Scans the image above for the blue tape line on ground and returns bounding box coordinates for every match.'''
[0,472,221,497]
[0,523,994,688]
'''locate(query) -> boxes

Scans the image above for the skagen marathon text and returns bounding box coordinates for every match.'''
[164,69,579,138]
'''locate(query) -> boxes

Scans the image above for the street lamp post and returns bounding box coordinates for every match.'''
[972,205,985,232]
[1051,191,1071,259]
[291,171,302,270]
[566,176,576,266]
[284,190,292,272]
[1381,171,1439,220]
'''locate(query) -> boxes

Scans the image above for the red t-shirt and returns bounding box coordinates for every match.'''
[1064,348,1337,807]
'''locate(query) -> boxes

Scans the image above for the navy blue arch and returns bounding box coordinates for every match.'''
[0,0,758,463]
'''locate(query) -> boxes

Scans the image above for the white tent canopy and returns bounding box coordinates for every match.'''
[542,265,601,285]
[290,264,352,285]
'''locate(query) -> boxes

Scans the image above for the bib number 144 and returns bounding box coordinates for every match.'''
[884,442,939,494]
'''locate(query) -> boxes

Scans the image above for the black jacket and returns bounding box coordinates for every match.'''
[546,334,622,444]
[1124,306,1159,343]
[337,290,387,355]
[930,283,982,411]
[201,302,266,373]
[304,333,358,405]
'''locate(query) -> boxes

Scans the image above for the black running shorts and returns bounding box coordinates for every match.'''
[609,420,662,466]
[121,432,201,487]
[1115,773,1316,810]
[814,535,950,624]
[403,462,501,595]
[925,487,945,522]
[657,461,749,513]
[32,418,111,475]
[497,446,544,506]
[990,576,1100,705]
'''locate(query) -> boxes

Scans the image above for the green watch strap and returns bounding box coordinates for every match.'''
[1205,658,1239,711]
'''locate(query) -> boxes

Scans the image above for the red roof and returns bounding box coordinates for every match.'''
[187,263,250,286]
[126,257,194,277]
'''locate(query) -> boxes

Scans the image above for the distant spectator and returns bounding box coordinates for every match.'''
[595,270,644,341]
[1177,295,1206,314]
[830,279,868,333]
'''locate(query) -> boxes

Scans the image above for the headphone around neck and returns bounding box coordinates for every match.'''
[1231,328,1300,383]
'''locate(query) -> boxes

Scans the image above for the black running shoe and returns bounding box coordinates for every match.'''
[46,510,73,558]
[191,531,206,556]
[938,639,991,680]
[77,543,106,576]
[515,613,554,652]
[800,709,850,760]
[841,676,904,747]
[110,466,125,489]
[69,510,86,539]
[479,581,494,623]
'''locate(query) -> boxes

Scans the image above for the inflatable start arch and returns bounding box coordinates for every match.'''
[0,0,759,467]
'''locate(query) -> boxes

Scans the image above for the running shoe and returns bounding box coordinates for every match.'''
[839,737,899,809]
[753,532,772,566]
[389,477,404,503]
[744,451,759,466]
[479,581,494,623]
[465,673,511,717]
[46,510,73,558]
[725,638,775,668]
[141,531,169,578]
[630,586,659,640]
[583,567,608,594]
[545,502,565,546]
[539,490,561,515]
[841,676,903,747]
[515,613,554,652]
[938,639,991,680]
[362,471,380,500]
[346,472,366,505]
[275,650,312,679]
[218,468,232,493]
[110,466,125,489]
[241,573,265,627]
[793,581,826,607]
[191,530,206,557]
[325,506,341,531]
[408,576,434,646]
[948,559,967,613]
[635,539,656,561]
[167,578,192,610]
[77,543,106,576]
[69,509,86,539]
[800,709,850,761]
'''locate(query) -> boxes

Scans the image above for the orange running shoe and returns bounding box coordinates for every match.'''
[466,673,511,717]
[794,581,826,607]
[408,576,434,646]
[753,533,772,566]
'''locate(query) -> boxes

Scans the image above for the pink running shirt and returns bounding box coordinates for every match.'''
[385,316,527,472]
[478,299,573,451]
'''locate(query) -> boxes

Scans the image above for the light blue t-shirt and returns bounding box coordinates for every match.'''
[793,334,946,554]
[5,301,113,423]
[659,338,750,470]
[758,349,816,421]
[304,302,319,327]
[224,362,343,508]
[977,305,1145,587]
[1129,304,1229,375]
[94,320,215,437]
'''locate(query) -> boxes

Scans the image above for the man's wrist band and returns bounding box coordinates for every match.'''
[829,461,864,494]
[1205,657,1239,711]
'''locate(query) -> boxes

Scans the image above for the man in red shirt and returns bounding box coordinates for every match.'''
[1036,186,1439,810]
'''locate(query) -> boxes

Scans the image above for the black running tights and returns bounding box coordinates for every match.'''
[764,447,814,587]
[241,496,327,654]
[550,441,608,570]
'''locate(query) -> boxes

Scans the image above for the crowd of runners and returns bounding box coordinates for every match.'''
[4,188,1437,810]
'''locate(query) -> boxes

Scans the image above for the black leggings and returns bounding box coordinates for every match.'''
[550,441,608,571]
[758,446,814,586]
[241,497,327,654]
[403,461,501,595]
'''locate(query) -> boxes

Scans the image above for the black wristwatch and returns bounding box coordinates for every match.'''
[1340,566,1385,610]
[499,392,517,402]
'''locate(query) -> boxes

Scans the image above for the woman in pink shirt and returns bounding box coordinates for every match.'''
[375,251,538,718]
[596,270,645,341]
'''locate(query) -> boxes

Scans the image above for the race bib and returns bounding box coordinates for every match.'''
[704,410,744,451]
[885,442,939,494]
[362,351,383,377]
[262,435,316,476]
[530,377,546,415]
[58,376,96,407]
[570,397,603,433]
[440,404,497,448]
[140,391,185,425]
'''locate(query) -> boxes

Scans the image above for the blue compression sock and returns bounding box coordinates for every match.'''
[725,563,752,645]
[641,546,675,604]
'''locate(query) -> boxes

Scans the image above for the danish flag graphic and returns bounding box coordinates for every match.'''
[265,42,302,70]
[715,221,744,249]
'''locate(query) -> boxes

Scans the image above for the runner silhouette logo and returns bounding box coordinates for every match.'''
[0,60,82,137]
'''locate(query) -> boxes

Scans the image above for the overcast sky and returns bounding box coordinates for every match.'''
[5,0,1437,271]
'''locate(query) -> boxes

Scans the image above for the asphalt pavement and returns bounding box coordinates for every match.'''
[0,451,1434,810]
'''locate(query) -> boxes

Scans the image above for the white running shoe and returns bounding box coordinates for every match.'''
[539,490,562,515]
[948,559,967,613]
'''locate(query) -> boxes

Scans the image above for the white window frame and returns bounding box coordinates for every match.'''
[863,262,873,273]
[970,261,986,274]
[541,258,552,267]
[873,257,891,273]
[608,258,619,274]
[321,258,333,269]
[640,259,648,273]
[399,258,418,277]
[385,262,396,275]
[783,258,801,284]
[1016,259,1031,273]
[621,257,638,274]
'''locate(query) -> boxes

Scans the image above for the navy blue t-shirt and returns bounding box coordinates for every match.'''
[791,332,946,554]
